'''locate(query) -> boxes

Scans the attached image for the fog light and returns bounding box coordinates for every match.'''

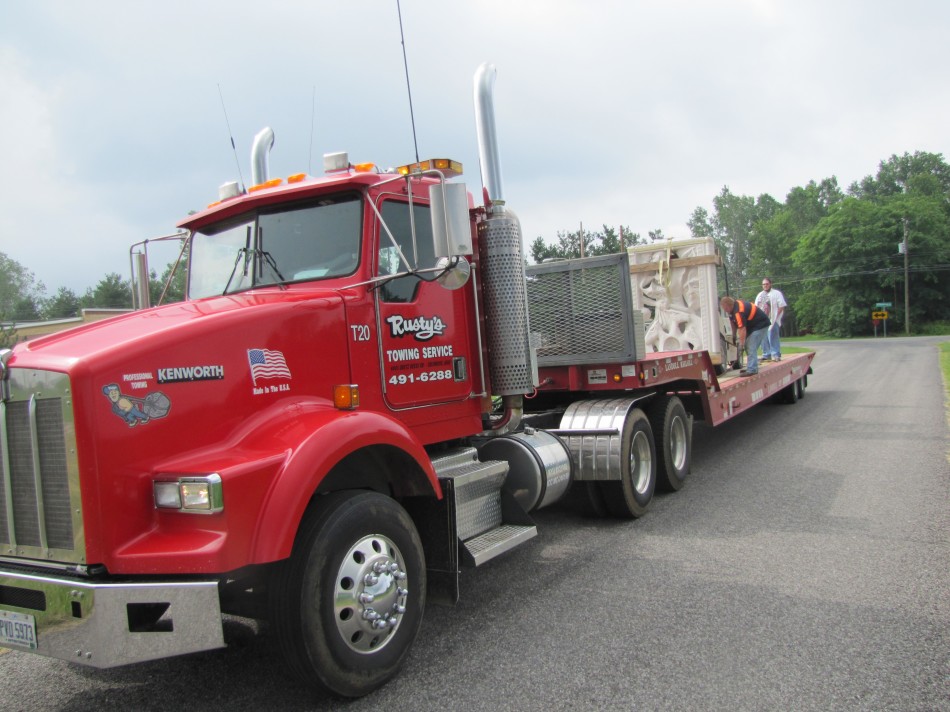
[154,481,182,509]
[153,474,223,514]
[182,482,212,510]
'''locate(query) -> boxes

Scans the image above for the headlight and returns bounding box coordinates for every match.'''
[153,474,223,514]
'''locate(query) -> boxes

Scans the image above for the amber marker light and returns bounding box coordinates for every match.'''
[397,158,463,177]
[287,173,307,183]
[248,178,284,192]
[612,373,622,383]
[333,384,360,410]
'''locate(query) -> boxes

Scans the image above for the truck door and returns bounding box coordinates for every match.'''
[374,195,474,410]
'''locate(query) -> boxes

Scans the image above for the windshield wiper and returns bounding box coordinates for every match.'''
[222,247,249,295]
[258,249,287,288]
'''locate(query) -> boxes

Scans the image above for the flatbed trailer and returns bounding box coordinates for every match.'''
[533,350,815,426]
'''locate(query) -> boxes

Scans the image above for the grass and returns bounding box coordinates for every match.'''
[784,321,950,341]
[941,342,950,433]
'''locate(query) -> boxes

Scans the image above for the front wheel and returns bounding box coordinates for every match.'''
[269,491,426,698]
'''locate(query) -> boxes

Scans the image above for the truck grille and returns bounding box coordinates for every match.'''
[0,369,84,563]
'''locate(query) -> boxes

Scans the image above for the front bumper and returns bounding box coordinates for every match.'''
[0,568,225,667]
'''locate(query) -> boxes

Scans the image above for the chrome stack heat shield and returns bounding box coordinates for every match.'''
[474,62,537,396]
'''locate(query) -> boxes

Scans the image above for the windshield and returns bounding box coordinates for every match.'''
[188,194,362,299]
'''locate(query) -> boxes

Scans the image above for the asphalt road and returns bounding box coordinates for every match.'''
[2,336,948,711]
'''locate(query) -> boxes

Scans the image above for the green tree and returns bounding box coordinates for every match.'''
[687,206,714,238]
[44,287,81,319]
[82,273,133,309]
[709,187,757,295]
[849,151,950,200]
[0,321,17,348]
[749,179,843,289]
[791,191,950,335]
[0,252,45,317]
[13,296,41,321]
[529,224,642,262]
[149,242,188,305]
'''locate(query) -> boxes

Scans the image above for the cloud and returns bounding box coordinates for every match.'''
[1,0,948,293]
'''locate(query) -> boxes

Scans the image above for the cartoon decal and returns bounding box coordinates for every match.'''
[247,348,292,395]
[102,384,171,427]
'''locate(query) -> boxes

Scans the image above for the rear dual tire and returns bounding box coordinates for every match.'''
[599,408,656,518]
[647,396,691,492]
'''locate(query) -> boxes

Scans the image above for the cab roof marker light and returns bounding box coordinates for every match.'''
[396,158,463,178]
[324,152,350,173]
[248,178,283,193]
[287,173,308,184]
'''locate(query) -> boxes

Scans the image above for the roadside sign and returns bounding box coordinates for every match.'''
[872,311,888,320]
[875,302,892,308]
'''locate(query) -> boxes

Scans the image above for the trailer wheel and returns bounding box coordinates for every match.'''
[795,376,805,400]
[601,408,656,518]
[782,381,798,404]
[583,482,610,517]
[269,491,426,698]
[647,396,691,492]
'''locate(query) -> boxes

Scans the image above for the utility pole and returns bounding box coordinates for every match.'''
[902,218,910,335]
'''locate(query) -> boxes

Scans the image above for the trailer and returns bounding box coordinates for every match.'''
[0,63,812,698]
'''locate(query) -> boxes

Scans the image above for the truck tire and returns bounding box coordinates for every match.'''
[795,376,805,400]
[600,408,656,518]
[583,482,610,518]
[782,381,798,404]
[647,396,691,492]
[269,490,426,697]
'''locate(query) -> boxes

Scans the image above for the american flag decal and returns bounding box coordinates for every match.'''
[247,348,292,385]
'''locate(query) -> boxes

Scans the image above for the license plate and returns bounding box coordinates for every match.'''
[0,609,38,650]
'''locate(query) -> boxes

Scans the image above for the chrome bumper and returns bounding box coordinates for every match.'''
[0,569,225,667]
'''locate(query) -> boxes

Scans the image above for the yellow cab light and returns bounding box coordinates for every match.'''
[206,200,222,209]
[333,384,360,410]
[612,373,622,383]
[287,173,307,184]
[353,162,377,173]
[397,158,463,178]
[248,178,284,193]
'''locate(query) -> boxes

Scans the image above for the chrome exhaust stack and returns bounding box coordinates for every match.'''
[250,127,275,186]
[474,63,505,212]
[473,64,537,430]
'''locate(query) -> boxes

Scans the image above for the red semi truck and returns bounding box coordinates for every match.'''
[0,64,813,697]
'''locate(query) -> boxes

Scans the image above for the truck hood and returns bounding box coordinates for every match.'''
[9,288,346,374]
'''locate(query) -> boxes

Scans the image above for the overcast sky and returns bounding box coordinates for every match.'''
[2,0,947,295]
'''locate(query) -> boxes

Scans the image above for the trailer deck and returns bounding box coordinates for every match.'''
[534,350,815,426]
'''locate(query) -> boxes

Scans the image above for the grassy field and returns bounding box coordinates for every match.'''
[942,341,950,431]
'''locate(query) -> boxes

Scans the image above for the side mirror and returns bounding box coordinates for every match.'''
[435,256,471,290]
[430,183,473,258]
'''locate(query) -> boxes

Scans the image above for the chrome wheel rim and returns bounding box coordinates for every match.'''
[630,430,653,495]
[333,534,408,654]
[670,414,687,471]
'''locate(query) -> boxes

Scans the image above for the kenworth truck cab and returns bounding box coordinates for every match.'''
[0,64,813,698]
